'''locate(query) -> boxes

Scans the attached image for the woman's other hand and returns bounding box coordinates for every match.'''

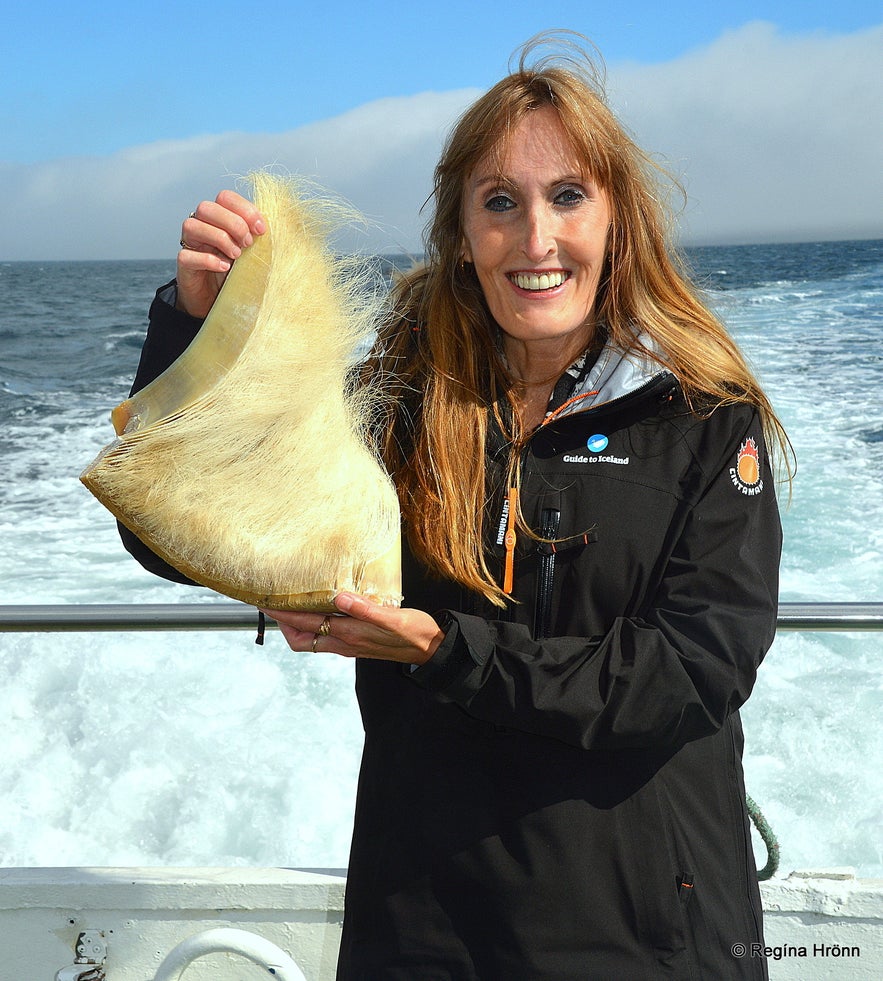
[262,593,446,667]
[177,190,266,319]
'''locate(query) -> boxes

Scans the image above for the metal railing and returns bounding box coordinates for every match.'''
[1,602,882,632]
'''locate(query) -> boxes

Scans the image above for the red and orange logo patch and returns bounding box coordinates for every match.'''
[730,437,764,496]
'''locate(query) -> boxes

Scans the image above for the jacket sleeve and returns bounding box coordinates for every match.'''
[410,406,783,753]
[116,281,205,583]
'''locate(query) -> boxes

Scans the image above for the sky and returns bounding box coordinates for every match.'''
[1,1,881,259]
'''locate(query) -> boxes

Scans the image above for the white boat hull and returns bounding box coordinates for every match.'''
[1,866,880,980]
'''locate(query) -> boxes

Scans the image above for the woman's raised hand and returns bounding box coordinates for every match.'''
[176,189,266,319]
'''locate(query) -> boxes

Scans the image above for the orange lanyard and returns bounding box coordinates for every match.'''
[502,485,518,594]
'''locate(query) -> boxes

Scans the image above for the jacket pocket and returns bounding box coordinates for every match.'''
[678,871,696,906]
[617,780,688,963]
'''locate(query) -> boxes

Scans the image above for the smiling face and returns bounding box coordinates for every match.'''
[460,106,612,378]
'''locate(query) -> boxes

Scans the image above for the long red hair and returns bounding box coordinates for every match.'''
[368,34,791,606]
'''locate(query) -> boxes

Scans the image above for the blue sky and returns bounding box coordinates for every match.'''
[1,1,881,257]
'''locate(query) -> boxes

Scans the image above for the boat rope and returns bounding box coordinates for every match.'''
[746,793,779,881]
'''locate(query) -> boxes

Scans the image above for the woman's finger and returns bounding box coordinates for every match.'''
[214,189,266,234]
[180,217,245,262]
[181,208,249,256]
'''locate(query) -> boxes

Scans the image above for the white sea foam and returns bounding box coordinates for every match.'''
[0,246,881,875]
[0,629,361,867]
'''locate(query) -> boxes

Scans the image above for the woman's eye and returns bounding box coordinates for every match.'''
[555,187,585,206]
[484,194,515,213]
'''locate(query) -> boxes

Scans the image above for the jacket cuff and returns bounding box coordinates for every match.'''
[130,280,204,394]
[408,611,491,694]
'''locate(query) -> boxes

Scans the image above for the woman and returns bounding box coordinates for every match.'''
[123,36,787,981]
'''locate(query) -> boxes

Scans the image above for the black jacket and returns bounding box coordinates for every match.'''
[123,286,781,980]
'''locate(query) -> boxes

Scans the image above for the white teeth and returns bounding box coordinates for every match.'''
[512,271,566,291]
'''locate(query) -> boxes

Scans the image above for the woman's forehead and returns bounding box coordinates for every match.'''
[467,111,595,187]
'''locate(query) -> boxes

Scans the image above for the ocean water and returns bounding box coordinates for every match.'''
[0,241,881,875]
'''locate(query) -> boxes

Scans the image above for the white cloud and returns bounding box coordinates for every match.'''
[608,21,883,243]
[0,90,480,262]
[2,22,880,260]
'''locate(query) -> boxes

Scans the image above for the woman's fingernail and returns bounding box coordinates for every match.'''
[254,219,266,235]
[335,593,354,613]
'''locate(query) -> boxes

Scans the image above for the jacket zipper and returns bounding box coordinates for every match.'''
[533,508,561,639]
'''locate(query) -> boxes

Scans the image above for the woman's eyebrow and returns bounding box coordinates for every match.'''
[471,174,516,191]
[471,172,588,192]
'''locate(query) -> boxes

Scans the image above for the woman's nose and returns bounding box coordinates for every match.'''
[521,205,555,262]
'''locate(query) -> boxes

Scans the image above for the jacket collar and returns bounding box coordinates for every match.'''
[546,331,673,423]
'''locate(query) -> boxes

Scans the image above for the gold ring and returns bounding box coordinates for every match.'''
[311,632,321,653]
[318,615,333,637]
[179,212,198,249]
